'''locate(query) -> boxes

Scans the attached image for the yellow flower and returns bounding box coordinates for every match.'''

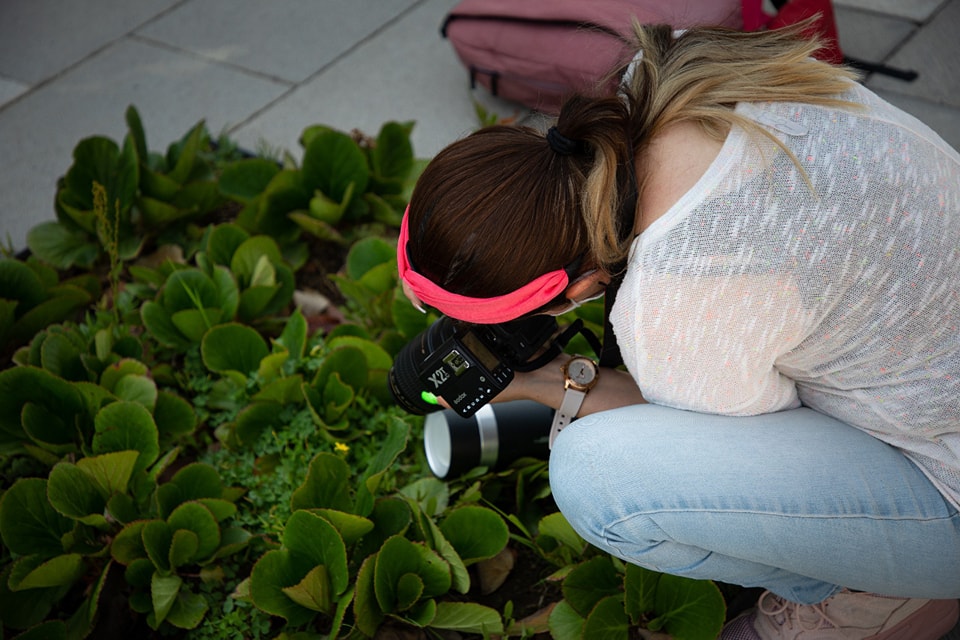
[334,442,350,455]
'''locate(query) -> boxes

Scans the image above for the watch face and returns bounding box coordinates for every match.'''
[566,357,598,388]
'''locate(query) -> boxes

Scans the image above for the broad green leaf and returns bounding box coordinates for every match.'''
[47,462,108,526]
[648,572,726,640]
[230,236,284,284]
[153,390,197,441]
[219,158,281,203]
[201,323,269,374]
[92,400,160,475]
[156,462,225,519]
[205,222,250,267]
[283,510,349,597]
[395,573,424,611]
[77,450,139,496]
[430,602,504,635]
[164,589,209,629]
[539,512,587,555]
[162,269,219,311]
[249,550,316,626]
[374,535,451,614]
[0,258,46,309]
[623,563,658,623]
[0,366,85,445]
[26,222,99,269]
[151,572,183,625]
[582,595,629,640]
[563,557,623,618]
[345,236,395,281]
[275,307,307,360]
[309,509,374,546]
[371,121,415,182]
[0,478,73,557]
[0,565,67,630]
[167,502,220,562]
[315,345,367,392]
[549,599,586,640]
[169,529,200,569]
[290,452,354,513]
[353,555,384,636]
[141,301,191,349]
[7,553,85,591]
[111,521,147,564]
[142,520,173,572]
[170,307,221,342]
[301,129,369,203]
[439,506,509,565]
[282,564,333,613]
[113,374,158,410]
[355,417,409,516]
[234,400,284,446]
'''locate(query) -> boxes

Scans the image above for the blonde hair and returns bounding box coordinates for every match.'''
[578,20,862,267]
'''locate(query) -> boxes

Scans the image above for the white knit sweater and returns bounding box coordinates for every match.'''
[610,83,960,507]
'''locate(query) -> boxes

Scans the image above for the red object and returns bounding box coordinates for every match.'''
[742,0,844,64]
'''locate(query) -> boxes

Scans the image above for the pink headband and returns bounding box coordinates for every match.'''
[397,206,570,323]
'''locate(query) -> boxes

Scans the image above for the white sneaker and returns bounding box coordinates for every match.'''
[721,589,959,640]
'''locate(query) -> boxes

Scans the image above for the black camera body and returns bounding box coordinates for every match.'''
[389,315,563,418]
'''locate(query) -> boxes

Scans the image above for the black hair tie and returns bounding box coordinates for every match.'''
[546,126,584,156]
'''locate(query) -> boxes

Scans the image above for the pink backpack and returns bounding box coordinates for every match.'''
[441,0,847,115]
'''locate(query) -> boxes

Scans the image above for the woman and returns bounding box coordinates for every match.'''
[398,21,960,640]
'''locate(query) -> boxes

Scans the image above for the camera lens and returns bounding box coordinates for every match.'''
[388,317,455,414]
[423,400,554,479]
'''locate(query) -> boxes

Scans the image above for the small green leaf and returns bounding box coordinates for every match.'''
[7,553,85,590]
[47,462,108,526]
[92,401,160,475]
[430,602,504,635]
[290,453,354,513]
[563,557,623,618]
[549,599,586,640]
[439,506,509,565]
[0,478,73,557]
[151,572,183,625]
[582,595,629,640]
[249,550,316,626]
[282,564,332,613]
[165,588,209,629]
[219,158,281,203]
[201,323,269,374]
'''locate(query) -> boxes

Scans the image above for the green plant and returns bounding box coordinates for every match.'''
[0,257,99,354]
[27,105,238,270]
[220,121,425,258]
[140,263,240,351]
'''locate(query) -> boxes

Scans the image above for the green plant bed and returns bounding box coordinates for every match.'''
[0,107,729,640]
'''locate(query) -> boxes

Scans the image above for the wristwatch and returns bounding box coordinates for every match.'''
[548,355,600,448]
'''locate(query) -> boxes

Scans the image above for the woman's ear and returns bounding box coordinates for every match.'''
[564,268,611,301]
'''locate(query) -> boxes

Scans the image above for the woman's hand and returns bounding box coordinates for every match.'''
[493,353,646,417]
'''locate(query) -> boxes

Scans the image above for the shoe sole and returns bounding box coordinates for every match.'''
[870,599,960,640]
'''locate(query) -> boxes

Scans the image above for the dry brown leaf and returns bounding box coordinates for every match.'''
[476,546,516,595]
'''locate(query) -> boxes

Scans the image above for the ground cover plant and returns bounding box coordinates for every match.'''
[0,107,729,640]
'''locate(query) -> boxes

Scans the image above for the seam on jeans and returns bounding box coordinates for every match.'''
[602,508,960,529]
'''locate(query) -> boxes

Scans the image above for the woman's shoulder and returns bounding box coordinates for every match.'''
[635,120,730,234]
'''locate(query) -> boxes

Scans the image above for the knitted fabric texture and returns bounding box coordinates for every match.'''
[611,83,960,507]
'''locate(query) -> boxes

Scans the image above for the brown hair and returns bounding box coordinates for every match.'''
[405,21,859,299]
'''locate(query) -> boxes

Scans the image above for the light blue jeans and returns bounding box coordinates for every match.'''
[549,405,960,604]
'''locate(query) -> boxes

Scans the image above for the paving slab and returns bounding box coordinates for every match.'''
[834,6,915,62]
[0,38,288,252]
[0,0,181,85]
[866,0,960,108]
[229,0,522,161]
[833,0,947,22]
[0,76,28,109]
[136,0,420,84]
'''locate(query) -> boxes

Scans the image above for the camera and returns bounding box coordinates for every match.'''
[388,314,566,418]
